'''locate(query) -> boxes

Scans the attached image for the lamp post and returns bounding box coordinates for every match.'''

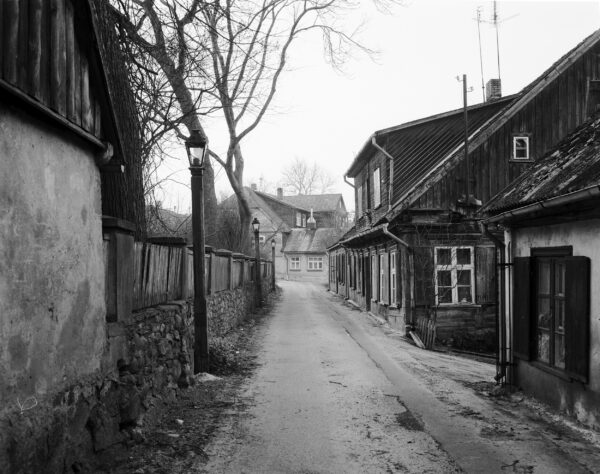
[185,129,209,374]
[252,218,262,307]
[271,239,276,290]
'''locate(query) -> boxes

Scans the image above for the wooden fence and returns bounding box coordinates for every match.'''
[416,316,437,349]
[103,234,272,313]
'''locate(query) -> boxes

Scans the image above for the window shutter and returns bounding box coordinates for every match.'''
[475,246,496,304]
[414,247,434,306]
[565,256,590,383]
[383,253,389,304]
[513,257,532,360]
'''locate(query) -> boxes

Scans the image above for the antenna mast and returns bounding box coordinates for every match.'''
[493,0,501,82]
[476,7,485,102]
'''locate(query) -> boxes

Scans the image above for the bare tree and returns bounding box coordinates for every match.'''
[110,0,400,247]
[281,157,336,195]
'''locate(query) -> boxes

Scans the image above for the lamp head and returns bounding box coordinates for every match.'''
[185,129,208,167]
[251,217,260,234]
[271,239,275,249]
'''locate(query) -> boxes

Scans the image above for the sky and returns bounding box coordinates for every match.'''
[156,0,600,215]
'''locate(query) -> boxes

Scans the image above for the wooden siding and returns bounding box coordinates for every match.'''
[354,150,390,231]
[1,0,104,137]
[415,43,600,209]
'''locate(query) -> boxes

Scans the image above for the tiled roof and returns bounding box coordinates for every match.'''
[221,187,291,232]
[485,114,600,214]
[279,194,344,213]
[283,228,342,253]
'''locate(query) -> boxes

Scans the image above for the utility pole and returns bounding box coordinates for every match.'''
[476,7,486,102]
[462,74,471,203]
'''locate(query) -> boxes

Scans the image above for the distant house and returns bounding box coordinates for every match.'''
[221,185,345,281]
[328,28,600,350]
[483,113,600,429]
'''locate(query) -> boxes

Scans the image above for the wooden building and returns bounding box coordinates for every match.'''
[329,29,600,352]
[483,113,600,429]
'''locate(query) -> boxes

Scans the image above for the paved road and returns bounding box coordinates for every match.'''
[197,281,600,473]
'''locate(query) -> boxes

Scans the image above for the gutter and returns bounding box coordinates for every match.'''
[343,175,355,189]
[371,137,395,211]
[481,223,507,383]
[485,185,600,224]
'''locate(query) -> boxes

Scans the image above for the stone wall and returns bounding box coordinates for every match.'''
[0,275,272,473]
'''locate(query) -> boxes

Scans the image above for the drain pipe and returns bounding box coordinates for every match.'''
[343,175,355,189]
[481,222,507,383]
[371,137,394,211]
[382,224,414,330]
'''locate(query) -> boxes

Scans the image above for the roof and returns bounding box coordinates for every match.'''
[283,228,341,253]
[146,206,191,238]
[279,194,345,213]
[485,114,600,216]
[221,187,291,232]
[255,191,309,212]
[394,28,600,210]
[346,96,517,182]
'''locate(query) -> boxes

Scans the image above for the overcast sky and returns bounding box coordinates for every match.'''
[157,0,600,214]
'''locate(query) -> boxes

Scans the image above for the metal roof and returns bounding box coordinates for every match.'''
[283,228,341,253]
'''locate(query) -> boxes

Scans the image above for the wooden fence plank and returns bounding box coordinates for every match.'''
[28,0,43,98]
[65,0,75,120]
[4,0,19,83]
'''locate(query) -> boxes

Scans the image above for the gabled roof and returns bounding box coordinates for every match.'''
[346,96,517,181]
[484,114,600,216]
[278,194,345,213]
[283,228,341,253]
[255,191,309,212]
[395,28,600,211]
[221,187,291,232]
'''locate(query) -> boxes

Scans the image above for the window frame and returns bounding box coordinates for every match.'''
[512,135,531,161]
[371,253,378,302]
[357,184,363,217]
[434,246,475,305]
[390,251,397,306]
[373,167,381,208]
[379,253,386,302]
[307,256,323,271]
[290,256,301,271]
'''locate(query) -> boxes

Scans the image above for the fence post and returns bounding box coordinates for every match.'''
[205,245,214,295]
[102,217,136,323]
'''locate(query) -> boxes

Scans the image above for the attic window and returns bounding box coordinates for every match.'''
[513,136,530,160]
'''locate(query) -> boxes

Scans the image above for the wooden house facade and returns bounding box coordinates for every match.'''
[329,29,600,351]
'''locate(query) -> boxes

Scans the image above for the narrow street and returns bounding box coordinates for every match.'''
[192,281,600,473]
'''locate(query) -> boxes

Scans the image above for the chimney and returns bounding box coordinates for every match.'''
[307,208,317,230]
[251,183,257,191]
[277,187,283,199]
[486,79,502,101]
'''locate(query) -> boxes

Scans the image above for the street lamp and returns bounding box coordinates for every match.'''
[185,129,209,374]
[252,217,262,307]
[271,239,276,290]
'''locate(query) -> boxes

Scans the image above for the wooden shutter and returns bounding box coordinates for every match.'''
[414,247,434,306]
[475,246,497,304]
[383,253,389,304]
[565,256,591,383]
[513,257,532,360]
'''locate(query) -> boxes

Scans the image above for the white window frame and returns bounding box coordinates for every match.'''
[357,185,363,216]
[301,214,307,227]
[295,212,302,226]
[371,254,378,301]
[290,256,300,270]
[434,246,475,305]
[373,168,381,208]
[307,256,323,271]
[259,235,265,244]
[390,251,397,306]
[379,253,386,302]
[512,136,530,160]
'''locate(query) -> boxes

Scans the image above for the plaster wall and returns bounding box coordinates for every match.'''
[513,219,600,427]
[285,254,328,283]
[0,105,105,409]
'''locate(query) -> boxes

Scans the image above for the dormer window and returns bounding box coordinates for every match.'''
[295,212,302,226]
[513,136,530,160]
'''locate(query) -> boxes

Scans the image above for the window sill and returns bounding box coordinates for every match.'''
[437,303,481,309]
[289,269,301,272]
[509,158,534,164]
[307,269,323,272]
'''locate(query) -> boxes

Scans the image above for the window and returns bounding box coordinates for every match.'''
[513,136,530,160]
[295,212,302,227]
[357,185,363,216]
[259,235,265,244]
[357,256,362,293]
[513,250,590,382]
[371,254,378,301]
[390,252,397,306]
[379,253,388,303]
[434,247,474,304]
[308,256,323,271]
[373,168,381,208]
[290,257,300,270]
[302,214,307,227]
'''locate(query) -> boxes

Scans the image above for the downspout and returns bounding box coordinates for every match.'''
[382,224,415,330]
[481,223,507,383]
[371,137,394,211]
[343,175,355,189]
